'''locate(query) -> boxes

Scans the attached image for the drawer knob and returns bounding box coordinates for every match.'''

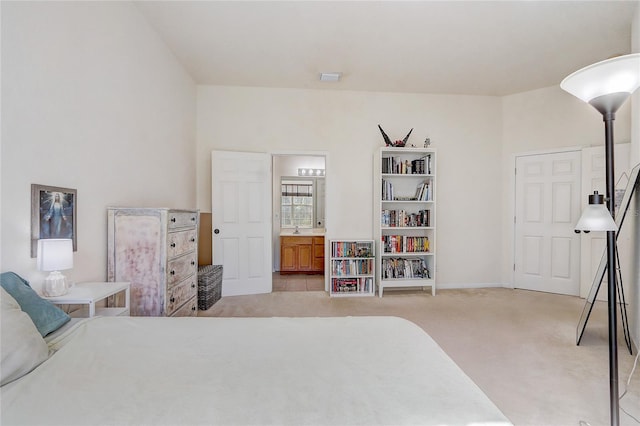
[191,306,196,311]
[190,238,196,242]
[170,297,175,303]
[191,217,196,221]
[171,217,176,222]
[170,243,176,248]
[191,261,195,266]
[170,270,176,275]
[191,283,196,288]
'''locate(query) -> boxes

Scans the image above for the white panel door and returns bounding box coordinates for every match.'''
[212,151,272,296]
[514,151,581,295]
[579,143,630,299]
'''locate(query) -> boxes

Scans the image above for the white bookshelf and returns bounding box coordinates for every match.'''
[374,147,436,297]
[329,240,375,297]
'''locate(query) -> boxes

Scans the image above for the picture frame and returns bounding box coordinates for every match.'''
[31,184,77,257]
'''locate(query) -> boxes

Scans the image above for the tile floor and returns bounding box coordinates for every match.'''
[272,272,325,291]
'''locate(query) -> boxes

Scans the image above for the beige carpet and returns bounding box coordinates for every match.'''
[200,288,640,426]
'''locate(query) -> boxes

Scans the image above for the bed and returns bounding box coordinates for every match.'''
[1,275,512,426]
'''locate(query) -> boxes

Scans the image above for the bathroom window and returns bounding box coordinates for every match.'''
[281,180,313,228]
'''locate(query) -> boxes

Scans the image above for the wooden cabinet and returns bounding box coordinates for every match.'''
[280,236,324,274]
[312,237,324,271]
[107,208,199,316]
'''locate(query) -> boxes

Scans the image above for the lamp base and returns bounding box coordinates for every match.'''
[42,271,69,297]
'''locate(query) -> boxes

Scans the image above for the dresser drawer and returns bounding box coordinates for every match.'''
[167,252,197,287]
[168,211,198,230]
[170,296,198,317]
[166,276,197,316]
[167,229,197,259]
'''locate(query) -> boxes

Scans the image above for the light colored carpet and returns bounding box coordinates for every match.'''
[200,287,640,426]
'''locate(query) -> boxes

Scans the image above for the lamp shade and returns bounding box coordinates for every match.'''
[575,192,617,232]
[37,239,73,271]
[560,53,640,103]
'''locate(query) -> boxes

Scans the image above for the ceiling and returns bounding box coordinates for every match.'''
[135,1,639,96]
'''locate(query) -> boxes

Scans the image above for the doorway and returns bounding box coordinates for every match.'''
[272,153,327,292]
[514,150,582,296]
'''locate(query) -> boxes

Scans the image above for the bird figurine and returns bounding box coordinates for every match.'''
[378,125,413,147]
[378,124,393,146]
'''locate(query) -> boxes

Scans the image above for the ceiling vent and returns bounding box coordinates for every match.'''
[319,72,341,82]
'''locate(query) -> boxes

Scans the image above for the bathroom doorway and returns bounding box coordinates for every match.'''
[272,153,327,291]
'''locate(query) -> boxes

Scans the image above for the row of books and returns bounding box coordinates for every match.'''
[382,155,432,175]
[382,235,430,254]
[382,179,433,202]
[331,277,373,293]
[331,259,374,276]
[381,209,431,227]
[415,181,433,201]
[382,179,395,201]
[381,258,431,280]
[330,241,373,258]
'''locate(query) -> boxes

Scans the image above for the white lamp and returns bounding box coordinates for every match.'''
[37,238,73,296]
[575,191,617,233]
[561,52,640,426]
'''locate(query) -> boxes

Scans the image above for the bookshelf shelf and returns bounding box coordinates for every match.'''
[329,240,375,297]
[374,147,436,297]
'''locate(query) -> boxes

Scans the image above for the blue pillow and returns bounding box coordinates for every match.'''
[0,272,70,337]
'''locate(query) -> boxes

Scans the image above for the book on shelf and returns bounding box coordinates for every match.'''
[331,277,373,293]
[414,181,433,201]
[331,241,373,258]
[382,179,394,201]
[381,154,432,175]
[331,259,374,276]
[381,180,432,203]
[381,209,430,227]
[381,235,430,253]
[381,258,431,280]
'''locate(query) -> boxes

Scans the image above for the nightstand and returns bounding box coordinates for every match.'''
[43,282,130,317]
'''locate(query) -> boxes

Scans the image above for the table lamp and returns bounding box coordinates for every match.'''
[37,238,73,296]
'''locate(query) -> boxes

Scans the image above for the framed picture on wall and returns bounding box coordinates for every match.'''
[31,184,77,257]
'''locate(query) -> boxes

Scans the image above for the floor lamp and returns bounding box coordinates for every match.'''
[561,53,640,426]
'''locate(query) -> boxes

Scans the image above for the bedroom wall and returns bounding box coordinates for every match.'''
[500,86,632,284]
[0,2,197,290]
[629,4,640,349]
[196,86,504,287]
[501,81,636,340]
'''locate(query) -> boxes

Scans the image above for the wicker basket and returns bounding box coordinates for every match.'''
[197,265,222,310]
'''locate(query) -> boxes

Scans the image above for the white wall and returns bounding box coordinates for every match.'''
[629,3,640,348]
[0,2,197,290]
[197,86,504,287]
[501,70,636,341]
[501,85,632,284]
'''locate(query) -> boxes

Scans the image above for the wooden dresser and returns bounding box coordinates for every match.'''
[107,208,199,316]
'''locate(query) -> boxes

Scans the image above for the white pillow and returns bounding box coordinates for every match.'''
[1,287,49,386]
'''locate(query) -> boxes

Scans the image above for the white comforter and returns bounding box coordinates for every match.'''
[1,316,511,426]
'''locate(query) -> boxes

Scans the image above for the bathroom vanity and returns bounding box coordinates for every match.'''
[280,231,324,274]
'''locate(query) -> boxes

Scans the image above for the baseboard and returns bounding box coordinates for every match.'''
[436,282,513,290]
